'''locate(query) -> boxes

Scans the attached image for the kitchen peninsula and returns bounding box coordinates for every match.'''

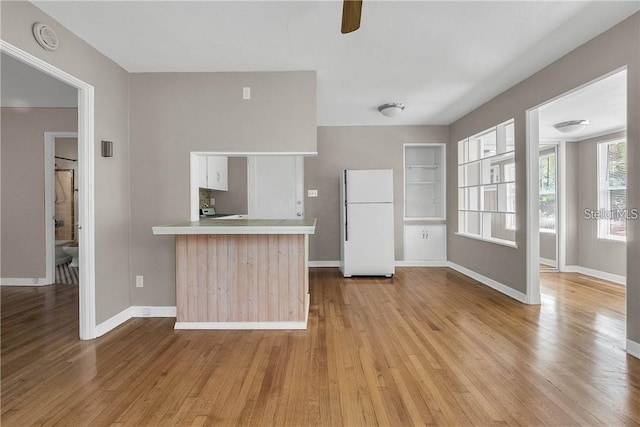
[153,217,316,330]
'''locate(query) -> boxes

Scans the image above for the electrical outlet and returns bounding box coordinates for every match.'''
[308,189,318,197]
[210,197,215,206]
[136,275,143,288]
[243,87,251,100]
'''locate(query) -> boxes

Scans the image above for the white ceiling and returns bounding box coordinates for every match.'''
[539,69,626,141]
[1,52,77,108]
[26,1,640,125]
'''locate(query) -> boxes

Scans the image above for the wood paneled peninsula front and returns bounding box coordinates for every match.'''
[153,218,316,330]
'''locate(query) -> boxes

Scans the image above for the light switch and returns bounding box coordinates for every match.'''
[308,190,318,197]
[243,87,251,100]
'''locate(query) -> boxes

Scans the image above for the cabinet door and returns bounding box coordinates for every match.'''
[247,156,304,219]
[404,224,446,261]
[198,156,208,189]
[206,156,228,191]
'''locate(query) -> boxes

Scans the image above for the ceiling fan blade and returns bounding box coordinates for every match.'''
[341,0,362,34]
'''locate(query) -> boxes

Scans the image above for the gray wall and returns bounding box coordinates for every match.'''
[576,131,627,276]
[305,125,449,262]
[1,1,132,323]
[447,13,639,343]
[212,157,248,215]
[539,233,556,262]
[0,108,77,278]
[129,72,316,306]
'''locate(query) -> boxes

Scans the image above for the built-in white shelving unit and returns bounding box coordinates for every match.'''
[404,144,446,220]
[403,143,447,264]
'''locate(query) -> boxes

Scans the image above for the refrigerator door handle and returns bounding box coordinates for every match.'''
[344,170,348,241]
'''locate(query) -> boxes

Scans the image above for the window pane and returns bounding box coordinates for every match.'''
[539,154,556,194]
[482,212,516,242]
[505,122,515,153]
[458,188,466,210]
[465,212,481,236]
[468,187,480,211]
[480,130,497,158]
[482,185,497,211]
[607,141,626,188]
[458,140,467,164]
[540,194,556,232]
[458,165,465,188]
[465,161,481,186]
[468,137,480,162]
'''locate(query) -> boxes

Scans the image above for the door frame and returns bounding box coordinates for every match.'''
[1,40,97,340]
[537,141,564,271]
[44,132,79,284]
[525,66,627,306]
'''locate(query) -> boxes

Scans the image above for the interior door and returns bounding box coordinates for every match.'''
[247,156,304,219]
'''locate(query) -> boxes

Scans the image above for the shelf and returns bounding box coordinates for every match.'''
[406,165,439,169]
[404,144,446,221]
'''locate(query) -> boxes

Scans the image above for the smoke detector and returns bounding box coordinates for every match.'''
[32,22,59,51]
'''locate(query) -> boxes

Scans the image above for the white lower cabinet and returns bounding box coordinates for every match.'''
[404,224,446,262]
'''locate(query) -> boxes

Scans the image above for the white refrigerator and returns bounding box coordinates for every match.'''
[339,169,395,277]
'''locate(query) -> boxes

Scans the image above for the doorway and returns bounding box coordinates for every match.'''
[527,68,628,305]
[538,143,560,271]
[1,40,97,340]
[45,132,79,285]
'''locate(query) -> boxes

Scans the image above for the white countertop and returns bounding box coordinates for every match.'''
[152,217,316,235]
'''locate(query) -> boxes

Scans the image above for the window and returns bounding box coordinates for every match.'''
[539,148,557,233]
[457,119,516,246]
[597,139,627,241]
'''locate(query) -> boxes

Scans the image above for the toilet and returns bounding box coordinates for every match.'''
[62,242,79,268]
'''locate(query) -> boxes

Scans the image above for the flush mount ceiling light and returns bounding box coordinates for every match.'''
[378,102,405,117]
[553,119,589,134]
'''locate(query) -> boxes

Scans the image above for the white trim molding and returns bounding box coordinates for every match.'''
[309,260,450,268]
[96,306,177,337]
[0,278,50,286]
[175,321,307,330]
[447,262,527,304]
[309,260,340,267]
[627,339,640,359]
[562,265,626,286]
[396,261,448,267]
[1,40,97,340]
[539,257,557,268]
[177,293,310,330]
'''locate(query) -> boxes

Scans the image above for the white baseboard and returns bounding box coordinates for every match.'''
[395,260,448,267]
[175,320,307,330]
[1,277,51,286]
[447,262,527,304]
[309,261,340,267]
[96,306,177,337]
[175,293,310,330]
[539,257,557,267]
[309,260,449,268]
[563,265,625,285]
[627,339,640,359]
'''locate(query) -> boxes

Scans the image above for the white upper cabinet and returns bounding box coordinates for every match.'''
[199,155,228,191]
[247,156,304,219]
[404,144,446,220]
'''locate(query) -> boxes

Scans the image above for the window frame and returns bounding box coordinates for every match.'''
[596,138,627,242]
[456,119,517,248]
[538,149,557,234]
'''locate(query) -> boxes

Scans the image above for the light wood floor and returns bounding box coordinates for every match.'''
[2,268,638,426]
